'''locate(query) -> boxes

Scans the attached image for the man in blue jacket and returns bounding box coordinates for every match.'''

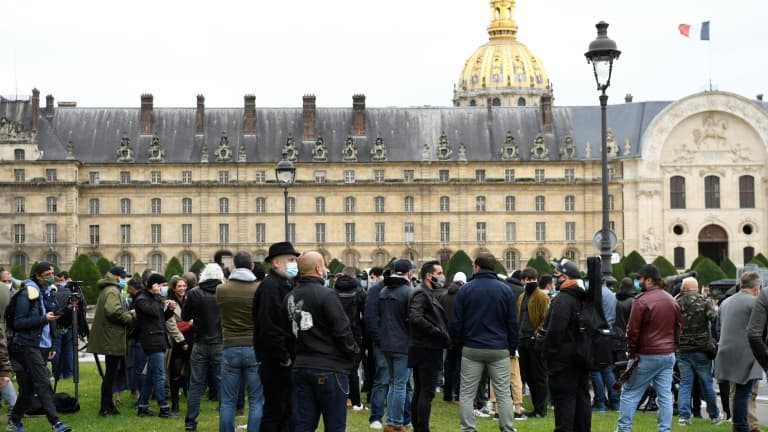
[449,253,518,432]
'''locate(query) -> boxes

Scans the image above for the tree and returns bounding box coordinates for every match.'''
[165,257,185,279]
[10,264,26,281]
[494,260,507,276]
[692,257,727,287]
[688,256,706,272]
[96,257,115,278]
[328,258,345,276]
[753,253,768,268]
[622,251,647,275]
[69,254,102,304]
[190,259,205,275]
[652,256,677,277]
[445,250,473,286]
[526,256,554,277]
[719,257,737,278]
[611,262,626,281]
[748,257,767,269]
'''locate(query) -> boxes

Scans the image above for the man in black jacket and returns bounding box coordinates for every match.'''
[253,241,300,432]
[285,251,358,432]
[409,261,450,432]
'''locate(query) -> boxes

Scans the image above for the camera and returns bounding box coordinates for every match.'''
[65,280,84,302]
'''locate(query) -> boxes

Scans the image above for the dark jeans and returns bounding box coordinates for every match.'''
[733,379,755,432]
[443,346,461,401]
[52,328,74,380]
[412,361,440,432]
[10,345,59,425]
[259,358,292,432]
[101,355,122,412]
[519,338,548,415]
[348,354,362,406]
[185,342,222,429]
[291,367,349,432]
[549,366,591,432]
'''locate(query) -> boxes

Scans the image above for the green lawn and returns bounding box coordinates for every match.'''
[18,363,740,431]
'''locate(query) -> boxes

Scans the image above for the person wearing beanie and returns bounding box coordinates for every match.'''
[440,272,466,402]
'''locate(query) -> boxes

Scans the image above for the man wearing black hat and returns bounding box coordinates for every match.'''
[252,241,300,432]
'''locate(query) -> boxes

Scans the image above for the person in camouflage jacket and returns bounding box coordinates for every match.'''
[675,277,725,426]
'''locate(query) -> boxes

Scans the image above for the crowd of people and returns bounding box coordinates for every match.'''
[1,245,768,432]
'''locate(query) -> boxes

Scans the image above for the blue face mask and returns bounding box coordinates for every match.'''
[634,279,641,291]
[118,279,127,288]
[286,262,299,280]
[360,280,368,289]
[160,285,169,297]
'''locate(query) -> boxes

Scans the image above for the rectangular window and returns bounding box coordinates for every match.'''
[608,167,615,180]
[505,222,516,243]
[535,169,545,182]
[182,224,192,244]
[218,171,229,184]
[404,222,415,243]
[315,197,325,214]
[475,169,486,182]
[505,169,515,182]
[254,170,266,183]
[476,222,487,243]
[13,169,24,183]
[150,171,161,184]
[505,196,515,212]
[374,197,385,213]
[120,224,131,245]
[608,194,615,211]
[536,222,546,242]
[740,175,755,208]
[89,225,100,246]
[705,176,720,209]
[439,170,450,182]
[89,171,99,184]
[315,223,326,244]
[14,197,24,213]
[403,170,414,182]
[255,223,266,244]
[374,169,385,183]
[287,223,296,244]
[182,198,192,214]
[344,170,355,184]
[564,168,575,182]
[121,199,131,215]
[609,220,616,231]
[120,171,131,184]
[89,198,99,215]
[404,196,414,213]
[219,224,229,244]
[151,224,162,244]
[45,169,57,182]
[440,222,450,243]
[674,247,685,269]
[314,170,326,184]
[375,222,385,244]
[46,224,58,244]
[181,171,192,184]
[565,196,575,212]
[565,222,576,241]
[345,223,356,244]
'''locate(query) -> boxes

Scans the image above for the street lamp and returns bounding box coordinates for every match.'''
[585,21,621,276]
[275,151,296,241]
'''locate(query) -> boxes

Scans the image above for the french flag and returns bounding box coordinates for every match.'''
[679,21,710,40]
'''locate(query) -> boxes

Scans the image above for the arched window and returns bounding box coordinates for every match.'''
[440,196,450,212]
[670,176,686,209]
[535,196,546,212]
[315,197,325,214]
[181,253,195,271]
[476,196,486,212]
[219,198,229,214]
[517,97,526,107]
[740,175,755,208]
[287,197,296,214]
[13,149,24,161]
[505,196,515,212]
[469,99,477,107]
[492,97,501,106]
[182,198,192,214]
[404,196,415,213]
[344,197,356,213]
[121,198,132,215]
[374,196,385,213]
[255,197,266,213]
[565,195,575,212]
[12,253,27,269]
[44,253,59,267]
[150,253,163,273]
[119,253,133,274]
[504,250,517,271]
[564,249,578,261]
[47,197,59,213]
[151,197,162,214]
[704,176,720,208]
[343,251,359,269]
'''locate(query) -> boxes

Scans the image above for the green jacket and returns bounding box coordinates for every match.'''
[87,279,133,356]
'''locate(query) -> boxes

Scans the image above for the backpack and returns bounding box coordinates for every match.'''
[4,289,25,344]
[574,299,614,371]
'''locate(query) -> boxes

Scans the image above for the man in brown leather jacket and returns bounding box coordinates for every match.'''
[615,264,681,432]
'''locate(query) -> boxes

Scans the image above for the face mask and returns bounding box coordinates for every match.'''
[634,279,640,291]
[43,276,55,287]
[286,262,299,280]
[160,285,169,297]
[118,279,127,288]
[324,278,330,288]
[525,281,538,292]
[432,275,446,289]
[360,280,368,289]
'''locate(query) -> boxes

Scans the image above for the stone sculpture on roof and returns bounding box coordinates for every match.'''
[0,116,27,142]
[282,134,298,162]
[238,142,247,162]
[342,136,358,162]
[458,143,467,162]
[215,133,232,162]
[437,132,453,160]
[559,135,577,160]
[585,142,592,159]
[147,135,165,162]
[422,143,431,161]
[606,129,618,157]
[500,131,520,161]
[116,136,135,162]
[530,134,550,160]
[371,136,387,161]
[66,141,74,160]
[312,136,328,162]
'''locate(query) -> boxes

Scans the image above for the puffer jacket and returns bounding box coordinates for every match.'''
[133,289,174,353]
[11,279,60,349]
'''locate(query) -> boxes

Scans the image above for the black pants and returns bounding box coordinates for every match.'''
[519,338,549,416]
[549,366,591,432]
[10,345,59,425]
[348,355,362,406]
[443,346,461,401]
[412,362,440,432]
[101,354,122,412]
[259,359,292,432]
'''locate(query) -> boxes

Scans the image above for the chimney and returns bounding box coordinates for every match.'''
[140,93,153,134]
[45,94,55,118]
[244,94,256,134]
[196,94,205,135]
[352,94,366,136]
[31,88,40,131]
[758,94,764,102]
[302,94,316,140]
[540,93,553,133]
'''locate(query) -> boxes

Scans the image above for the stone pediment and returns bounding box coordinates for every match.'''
[0,116,31,143]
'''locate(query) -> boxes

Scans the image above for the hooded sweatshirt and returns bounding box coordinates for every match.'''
[216,268,259,347]
[182,278,223,344]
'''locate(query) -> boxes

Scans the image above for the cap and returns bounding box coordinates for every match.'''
[453,272,467,284]
[392,259,414,275]
[109,266,128,278]
[146,273,167,288]
[554,259,581,279]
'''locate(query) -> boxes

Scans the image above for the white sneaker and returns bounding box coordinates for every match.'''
[710,413,726,425]
[678,418,692,426]
[369,420,383,429]
[352,405,365,411]
[474,409,490,418]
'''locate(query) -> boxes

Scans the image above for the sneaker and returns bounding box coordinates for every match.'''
[474,409,490,418]
[51,423,72,432]
[158,407,178,418]
[6,422,25,432]
[678,417,692,426]
[514,412,528,420]
[369,420,383,429]
[352,405,365,411]
[99,408,120,417]
[184,425,197,432]
[137,407,154,417]
[710,413,726,425]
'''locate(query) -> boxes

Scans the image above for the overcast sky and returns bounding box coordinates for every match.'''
[3,0,766,108]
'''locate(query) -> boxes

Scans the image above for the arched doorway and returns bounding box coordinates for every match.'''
[698,224,728,265]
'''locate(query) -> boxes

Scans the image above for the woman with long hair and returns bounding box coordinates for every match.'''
[166,275,193,413]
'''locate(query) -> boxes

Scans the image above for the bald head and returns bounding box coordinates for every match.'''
[298,251,326,278]
[681,277,699,293]
[0,271,10,284]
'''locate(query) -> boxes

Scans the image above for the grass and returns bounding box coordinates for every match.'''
[16,363,743,431]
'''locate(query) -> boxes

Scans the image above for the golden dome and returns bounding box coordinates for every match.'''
[454,1,551,107]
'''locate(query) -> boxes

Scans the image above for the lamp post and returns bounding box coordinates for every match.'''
[585,21,621,276]
[275,151,296,241]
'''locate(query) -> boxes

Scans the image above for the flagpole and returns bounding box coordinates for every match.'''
[708,38,712,91]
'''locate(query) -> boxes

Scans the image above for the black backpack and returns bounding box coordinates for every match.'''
[572,257,615,371]
[4,289,26,344]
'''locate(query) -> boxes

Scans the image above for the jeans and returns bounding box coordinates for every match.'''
[370,345,389,423]
[616,353,675,432]
[384,352,411,427]
[677,352,720,420]
[412,357,440,432]
[132,342,147,396]
[459,347,515,432]
[443,346,461,401]
[591,365,619,410]
[732,379,756,432]
[52,328,73,380]
[518,338,548,415]
[549,365,591,432]
[0,376,16,412]
[138,351,168,408]
[259,358,292,432]
[220,346,262,432]
[185,343,223,428]
[10,346,60,425]
[291,367,349,432]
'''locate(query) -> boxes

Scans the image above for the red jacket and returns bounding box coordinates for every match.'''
[627,285,681,355]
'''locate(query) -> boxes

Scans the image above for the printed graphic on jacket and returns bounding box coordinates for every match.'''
[286,294,313,337]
